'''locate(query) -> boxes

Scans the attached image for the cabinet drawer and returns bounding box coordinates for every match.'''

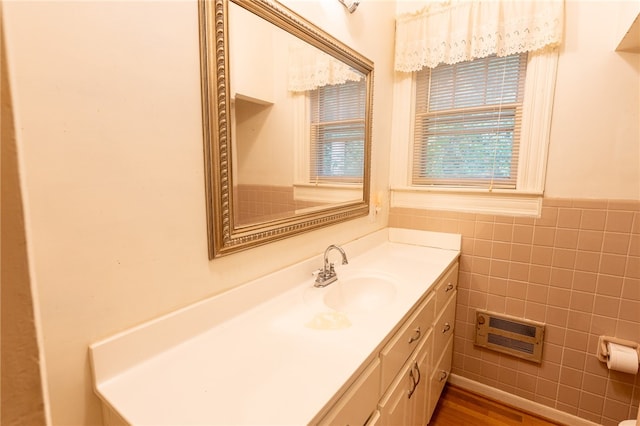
[418,289,436,329]
[435,262,458,312]
[318,358,381,426]
[435,263,458,314]
[427,336,454,423]
[432,292,456,369]
[380,292,434,392]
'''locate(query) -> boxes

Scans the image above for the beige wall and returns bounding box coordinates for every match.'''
[545,1,640,200]
[2,0,394,424]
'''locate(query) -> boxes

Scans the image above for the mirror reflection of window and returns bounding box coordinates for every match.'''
[310,79,366,184]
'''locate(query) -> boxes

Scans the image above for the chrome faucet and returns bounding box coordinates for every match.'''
[314,244,349,287]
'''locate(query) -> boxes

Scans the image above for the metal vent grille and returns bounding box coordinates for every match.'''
[475,310,545,363]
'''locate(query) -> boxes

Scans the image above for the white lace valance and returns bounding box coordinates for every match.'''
[288,42,362,92]
[394,0,564,72]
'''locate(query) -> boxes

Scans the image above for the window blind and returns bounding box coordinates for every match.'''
[310,80,366,183]
[412,53,527,189]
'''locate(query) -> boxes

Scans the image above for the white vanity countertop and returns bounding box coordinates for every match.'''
[90,228,460,425]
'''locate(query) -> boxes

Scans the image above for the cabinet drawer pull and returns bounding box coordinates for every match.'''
[439,371,448,382]
[413,361,421,388]
[445,282,454,292]
[407,380,416,399]
[442,323,451,333]
[408,327,421,344]
[407,362,421,399]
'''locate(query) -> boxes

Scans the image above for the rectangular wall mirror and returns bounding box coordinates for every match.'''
[199,0,374,258]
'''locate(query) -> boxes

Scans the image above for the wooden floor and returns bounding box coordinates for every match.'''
[429,385,562,426]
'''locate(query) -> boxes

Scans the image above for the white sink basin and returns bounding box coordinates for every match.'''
[323,273,397,314]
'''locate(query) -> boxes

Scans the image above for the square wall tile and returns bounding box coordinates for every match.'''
[581,210,607,231]
[557,208,583,229]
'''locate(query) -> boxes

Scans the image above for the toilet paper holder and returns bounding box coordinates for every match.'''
[596,335,640,364]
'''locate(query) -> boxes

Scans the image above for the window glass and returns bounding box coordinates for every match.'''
[413,53,527,189]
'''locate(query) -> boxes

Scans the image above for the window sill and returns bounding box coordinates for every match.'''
[390,187,543,217]
[293,183,362,203]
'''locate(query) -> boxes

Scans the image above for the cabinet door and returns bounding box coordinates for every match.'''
[379,335,431,426]
[427,336,454,423]
[378,360,412,426]
[409,330,432,426]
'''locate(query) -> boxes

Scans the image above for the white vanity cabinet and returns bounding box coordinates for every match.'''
[316,260,459,426]
[90,229,462,426]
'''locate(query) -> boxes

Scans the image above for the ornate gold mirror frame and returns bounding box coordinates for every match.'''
[199,0,374,258]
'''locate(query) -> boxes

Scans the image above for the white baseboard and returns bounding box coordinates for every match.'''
[447,374,602,426]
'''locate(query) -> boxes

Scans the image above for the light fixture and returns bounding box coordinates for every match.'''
[339,0,360,13]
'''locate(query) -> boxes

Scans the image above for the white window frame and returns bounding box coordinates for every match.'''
[389,48,559,217]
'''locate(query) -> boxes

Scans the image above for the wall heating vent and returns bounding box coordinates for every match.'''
[475,310,545,363]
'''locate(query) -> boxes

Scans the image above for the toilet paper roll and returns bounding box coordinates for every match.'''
[607,342,639,374]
